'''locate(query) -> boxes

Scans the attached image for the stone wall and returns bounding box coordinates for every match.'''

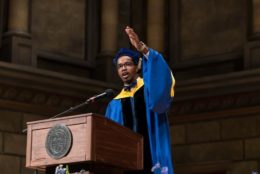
[169,68,260,174]
[0,111,47,174]
[0,62,116,174]
[171,115,260,174]
[1,0,260,174]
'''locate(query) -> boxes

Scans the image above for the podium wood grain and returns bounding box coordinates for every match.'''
[26,113,143,172]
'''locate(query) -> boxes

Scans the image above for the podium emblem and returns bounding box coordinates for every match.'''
[45,124,72,159]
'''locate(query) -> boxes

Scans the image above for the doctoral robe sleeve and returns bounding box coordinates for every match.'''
[105,99,124,125]
[142,48,175,113]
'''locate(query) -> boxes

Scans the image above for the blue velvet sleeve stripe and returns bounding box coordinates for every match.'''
[105,99,124,125]
[142,48,174,113]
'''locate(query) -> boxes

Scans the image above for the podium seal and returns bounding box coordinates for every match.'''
[45,124,72,159]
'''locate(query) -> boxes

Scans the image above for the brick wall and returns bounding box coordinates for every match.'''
[169,67,260,174]
[0,110,47,174]
[171,112,260,174]
[0,63,113,174]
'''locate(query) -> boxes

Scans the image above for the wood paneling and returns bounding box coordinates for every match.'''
[26,113,143,171]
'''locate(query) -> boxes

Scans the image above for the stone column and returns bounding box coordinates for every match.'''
[0,0,3,47]
[8,0,29,34]
[100,0,118,53]
[1,0,32,65]
[147,0,165,52]
[95,0,119,83]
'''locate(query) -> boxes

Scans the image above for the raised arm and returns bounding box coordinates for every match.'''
[142,48,175,113]
[125,26,175,113]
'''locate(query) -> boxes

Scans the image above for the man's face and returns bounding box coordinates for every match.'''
[117,56,138,85]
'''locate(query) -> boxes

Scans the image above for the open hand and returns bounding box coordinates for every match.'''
[125,26,142,51]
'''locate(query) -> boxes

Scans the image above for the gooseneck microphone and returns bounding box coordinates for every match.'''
[86,89,114,103]
[52,89,114,119]
[22,89,114,133]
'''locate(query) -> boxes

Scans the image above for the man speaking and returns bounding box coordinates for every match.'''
[105,26,175,174]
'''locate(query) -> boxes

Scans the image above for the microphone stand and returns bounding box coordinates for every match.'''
[51,98,92,120]
[22,98,93,133]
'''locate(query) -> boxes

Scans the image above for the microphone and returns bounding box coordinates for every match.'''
[86,89,114,103]
[22,89,115,133]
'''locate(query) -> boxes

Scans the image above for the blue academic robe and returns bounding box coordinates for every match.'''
[105,49,175,174]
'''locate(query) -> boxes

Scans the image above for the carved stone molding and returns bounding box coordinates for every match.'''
[171,91,260,117]
[0,83,79,108]
[0,61,118,115]
[175,68,260,100]
[170,68,260,122]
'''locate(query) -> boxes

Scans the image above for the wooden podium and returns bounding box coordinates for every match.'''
[26,113,143,174]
